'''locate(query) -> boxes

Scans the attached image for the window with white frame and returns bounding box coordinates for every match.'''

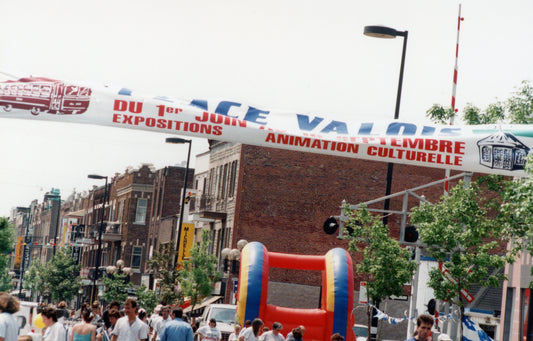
[135,198,147,224]
[131,246,142,270]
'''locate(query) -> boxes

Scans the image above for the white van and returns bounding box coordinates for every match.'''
[197,304,237,341]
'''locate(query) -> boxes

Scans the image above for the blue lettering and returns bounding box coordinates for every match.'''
[244,106,269,125]
[215,101,241,118]
[386,122,417,135]
[190,99,208,110]
[358,123,374,135]
[296,114,324,131]
[440,128,461,136]
[421,126,436,136]
[321,121,348,134]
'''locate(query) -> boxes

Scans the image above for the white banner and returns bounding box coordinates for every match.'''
[1,76,532,177]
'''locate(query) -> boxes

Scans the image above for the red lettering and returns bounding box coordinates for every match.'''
[112,113,121,122]
[416,151,427,162]
[113,100,128,111]
[390,138,402,147]
[425,139,438,151]
[455,141,466,154]
[195,112,209,122]
[134,116,145,125]
[439,140,452,153]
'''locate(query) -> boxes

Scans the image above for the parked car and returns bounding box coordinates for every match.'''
[196,304,237,341]
[353,323,378,341]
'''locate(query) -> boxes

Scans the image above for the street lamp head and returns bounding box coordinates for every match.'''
[237,239,248,251]
[88,174,108,180]
[230,249,241,261]
[166,137,192,144]
[364,25,406,39]
[221,248,232,260]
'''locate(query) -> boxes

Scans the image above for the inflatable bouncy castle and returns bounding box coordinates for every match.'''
[236,242,355,341]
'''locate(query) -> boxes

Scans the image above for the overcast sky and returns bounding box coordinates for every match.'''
[1,0,532,217]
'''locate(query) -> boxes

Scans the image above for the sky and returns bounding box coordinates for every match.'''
[1,0,532,217]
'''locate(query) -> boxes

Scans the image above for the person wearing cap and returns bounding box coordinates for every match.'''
[258,322,284,341]
[405,314,433,341]
[197,318,221,341]
[437,334,452,341]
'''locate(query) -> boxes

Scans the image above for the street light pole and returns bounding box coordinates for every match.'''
[44,191,61,256]
[364,25,408,225]
[88,174,108,303]
[165,137,192,268]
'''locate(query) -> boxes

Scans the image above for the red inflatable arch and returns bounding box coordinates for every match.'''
[236,242,355,341]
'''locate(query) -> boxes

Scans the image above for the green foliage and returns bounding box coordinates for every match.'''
[426,81,532,125]
[425,104,456,124]
[507,81,533,124]
[23,261,45,299]
[0,256,12,292]
[343,205,416,341]
[343,205,416,304]
[102,272,132,303]
[40,247,82,303]
[179,229,221,310]
[136,283,159,314]
[147,243,182,305]
[410,179,514,306]
[0,217,14,255]
[499,154,533,273]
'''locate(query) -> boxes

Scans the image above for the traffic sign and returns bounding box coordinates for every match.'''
[439,262,474,303]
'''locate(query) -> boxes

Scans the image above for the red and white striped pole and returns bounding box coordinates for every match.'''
[450,4,464,119]
[445,4,464,194]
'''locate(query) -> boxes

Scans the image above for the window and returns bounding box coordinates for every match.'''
[135,198,147,224]
[131,246,142,270]
[229,161,238,197]
[117,201,124,222]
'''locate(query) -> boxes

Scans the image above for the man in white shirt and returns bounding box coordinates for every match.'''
[152,306,171,341]
[259,322,284,341]
[110,299,148,341]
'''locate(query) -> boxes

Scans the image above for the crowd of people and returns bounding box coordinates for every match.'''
[0,292,415,341]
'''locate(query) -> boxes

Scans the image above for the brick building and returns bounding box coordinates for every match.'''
[191,142,452,303]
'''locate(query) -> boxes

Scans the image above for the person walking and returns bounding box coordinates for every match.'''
[228,325,241,341]
[151,306,171,341]
[110,299,147,341]
[69,308,96,341]
[405,314,434,341]
[159,308,193,341]
[197,318,221,341]
[42,307,67,341]
[97,308,120,341]
[0,292,19,341]
[258,322,284,341]
[238,318,263,341]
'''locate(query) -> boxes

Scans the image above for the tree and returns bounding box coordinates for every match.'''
[40,247,82,303]
[23,261,45,300]
[147,243,182,305]
[343,205,416,341]
[136,283,159,314]
[0,217,14,292]
[410,179,519,338]
[179,229,221,311]
[426,81,532,124]
[499,155,533,281]
[102,272,132,303]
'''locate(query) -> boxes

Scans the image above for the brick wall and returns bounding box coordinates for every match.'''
[233,144,459,287]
